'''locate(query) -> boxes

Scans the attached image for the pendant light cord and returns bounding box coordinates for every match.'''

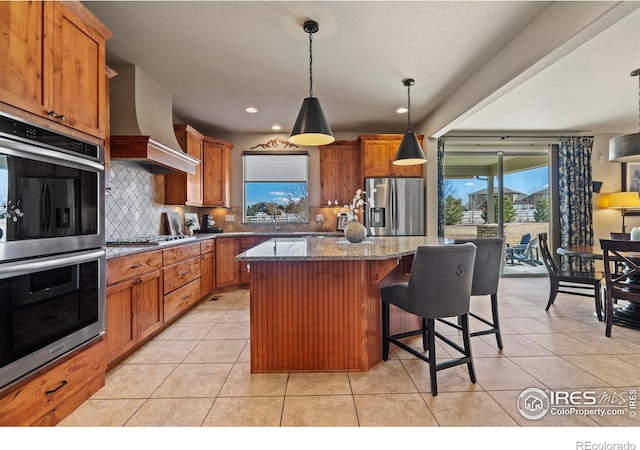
[308,31,314,98]
[407,83,412,132]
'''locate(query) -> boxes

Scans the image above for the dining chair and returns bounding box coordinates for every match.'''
[452,238,504,349]
[381,243,477,396]
[538,233,603,320]
[600,239,640,337]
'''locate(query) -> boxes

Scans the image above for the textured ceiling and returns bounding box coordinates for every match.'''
[83,1,640,137]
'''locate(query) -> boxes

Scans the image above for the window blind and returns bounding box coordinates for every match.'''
[243,153,308,182]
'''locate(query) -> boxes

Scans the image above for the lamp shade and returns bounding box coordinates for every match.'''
[288,97,335,146]
[393,131,427,165]
[609,133,640,162]
[606,191,640,209]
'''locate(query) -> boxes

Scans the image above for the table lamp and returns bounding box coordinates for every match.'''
[606,191,640,233]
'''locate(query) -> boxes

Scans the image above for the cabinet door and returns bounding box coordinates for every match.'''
[106,279,137,363]
[202,140,225,206]
[362,140,392,178]
[201,251,215,295]
[0,1,50,117]
[320,144,341,205]
[136,270,163,341]
[216,238,239,288]
[185,131,203,205]
[51,2,107,138]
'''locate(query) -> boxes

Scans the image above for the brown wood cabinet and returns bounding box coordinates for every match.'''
[200,240,216,295]
[106,251,163,364]
[319,140,361,206]
[0,1,111,139]
[165,127,233,207]
[360,134,424,178]
[202,137,232,207]
[165,124,204,206]
[162,243,202,322]
[216,237,240,288]
[0,338,106,426]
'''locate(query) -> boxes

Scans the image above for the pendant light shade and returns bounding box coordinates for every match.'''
[289,20,334,147]
[609,69,640,162]
[393,78,426,165]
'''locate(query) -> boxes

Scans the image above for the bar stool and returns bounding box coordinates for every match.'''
[381,243,477,396]
[452,238,504,349]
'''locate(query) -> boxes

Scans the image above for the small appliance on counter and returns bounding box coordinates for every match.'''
[196,214,223,233]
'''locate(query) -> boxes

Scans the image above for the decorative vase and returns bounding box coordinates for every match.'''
[344,221,367,243]
[632,227,640,241]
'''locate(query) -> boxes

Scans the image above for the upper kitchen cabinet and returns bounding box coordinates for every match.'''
[165,124,204,206]
[0,1,111,140]
[165,125,233,208]
[319,140,361,205]
[360,134,424,178]
[202,136,232,208]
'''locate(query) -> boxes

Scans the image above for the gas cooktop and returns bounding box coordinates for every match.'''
[107,235,197,246]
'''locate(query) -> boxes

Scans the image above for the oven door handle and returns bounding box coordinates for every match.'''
[0,249,105,277]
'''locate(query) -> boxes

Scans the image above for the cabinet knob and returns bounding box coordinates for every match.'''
[47,110,57,117]
[134,278,143,285]
[57,114,66,121]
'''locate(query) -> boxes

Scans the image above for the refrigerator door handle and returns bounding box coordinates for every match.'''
[390,180,396,232]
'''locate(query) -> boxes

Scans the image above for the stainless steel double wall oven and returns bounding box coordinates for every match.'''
[0,112,106,388]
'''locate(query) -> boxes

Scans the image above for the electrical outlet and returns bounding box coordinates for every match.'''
[225,215,235,222]
[316,214,324,222]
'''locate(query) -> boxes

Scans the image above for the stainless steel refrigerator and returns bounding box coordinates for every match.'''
[364,178,425,236]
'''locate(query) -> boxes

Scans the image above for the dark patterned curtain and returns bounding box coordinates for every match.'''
[437,137,445,237]
[558,136,594,271]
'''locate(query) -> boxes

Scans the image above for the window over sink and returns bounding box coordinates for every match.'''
[242,152,309,224]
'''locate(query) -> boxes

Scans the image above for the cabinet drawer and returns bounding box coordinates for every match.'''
[163,242,201,266]
[163,256,201,295]
[107,251,162,286]
[200,239,215,254]
[0,339,106,426]
[164,278,201,321]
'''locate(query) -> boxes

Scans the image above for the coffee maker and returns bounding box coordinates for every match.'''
[200,214,221,233]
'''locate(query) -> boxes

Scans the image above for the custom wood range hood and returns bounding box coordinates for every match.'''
[108,64,198,175]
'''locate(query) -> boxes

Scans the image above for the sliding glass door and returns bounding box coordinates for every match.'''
[443,149,550,276]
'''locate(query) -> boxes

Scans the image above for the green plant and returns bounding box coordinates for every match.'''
[444,195,464,225]
[481,195,517,223]
[534,197,549,222]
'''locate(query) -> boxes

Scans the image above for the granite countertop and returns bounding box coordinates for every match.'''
[235,236,448,261]
[106,231,343,260]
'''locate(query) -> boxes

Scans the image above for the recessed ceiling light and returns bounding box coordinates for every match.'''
[396,107,408,114]
[245,107,258,113]
[272,125,282,131]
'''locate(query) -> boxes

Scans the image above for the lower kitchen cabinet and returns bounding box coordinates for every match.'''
[201,240,216,295]
[105,266,163,364]
[162,242,202,322]
[0,338,107,426]
[216,237,240,288]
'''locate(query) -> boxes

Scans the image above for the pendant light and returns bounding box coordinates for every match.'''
[609,68,640,162]
[288,20,335,147]
[393,78,427,165]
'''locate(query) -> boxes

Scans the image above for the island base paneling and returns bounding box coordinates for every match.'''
[249,257,419,373]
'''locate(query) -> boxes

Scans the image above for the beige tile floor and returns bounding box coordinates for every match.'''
[58,277,640,428]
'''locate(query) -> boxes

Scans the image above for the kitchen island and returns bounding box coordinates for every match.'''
[236,236,446,373]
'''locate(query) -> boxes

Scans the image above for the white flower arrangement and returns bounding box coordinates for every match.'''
[342,189,366,222]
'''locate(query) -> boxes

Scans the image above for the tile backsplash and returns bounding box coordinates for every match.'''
[105,163,341,240]
[105,163,182,241]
